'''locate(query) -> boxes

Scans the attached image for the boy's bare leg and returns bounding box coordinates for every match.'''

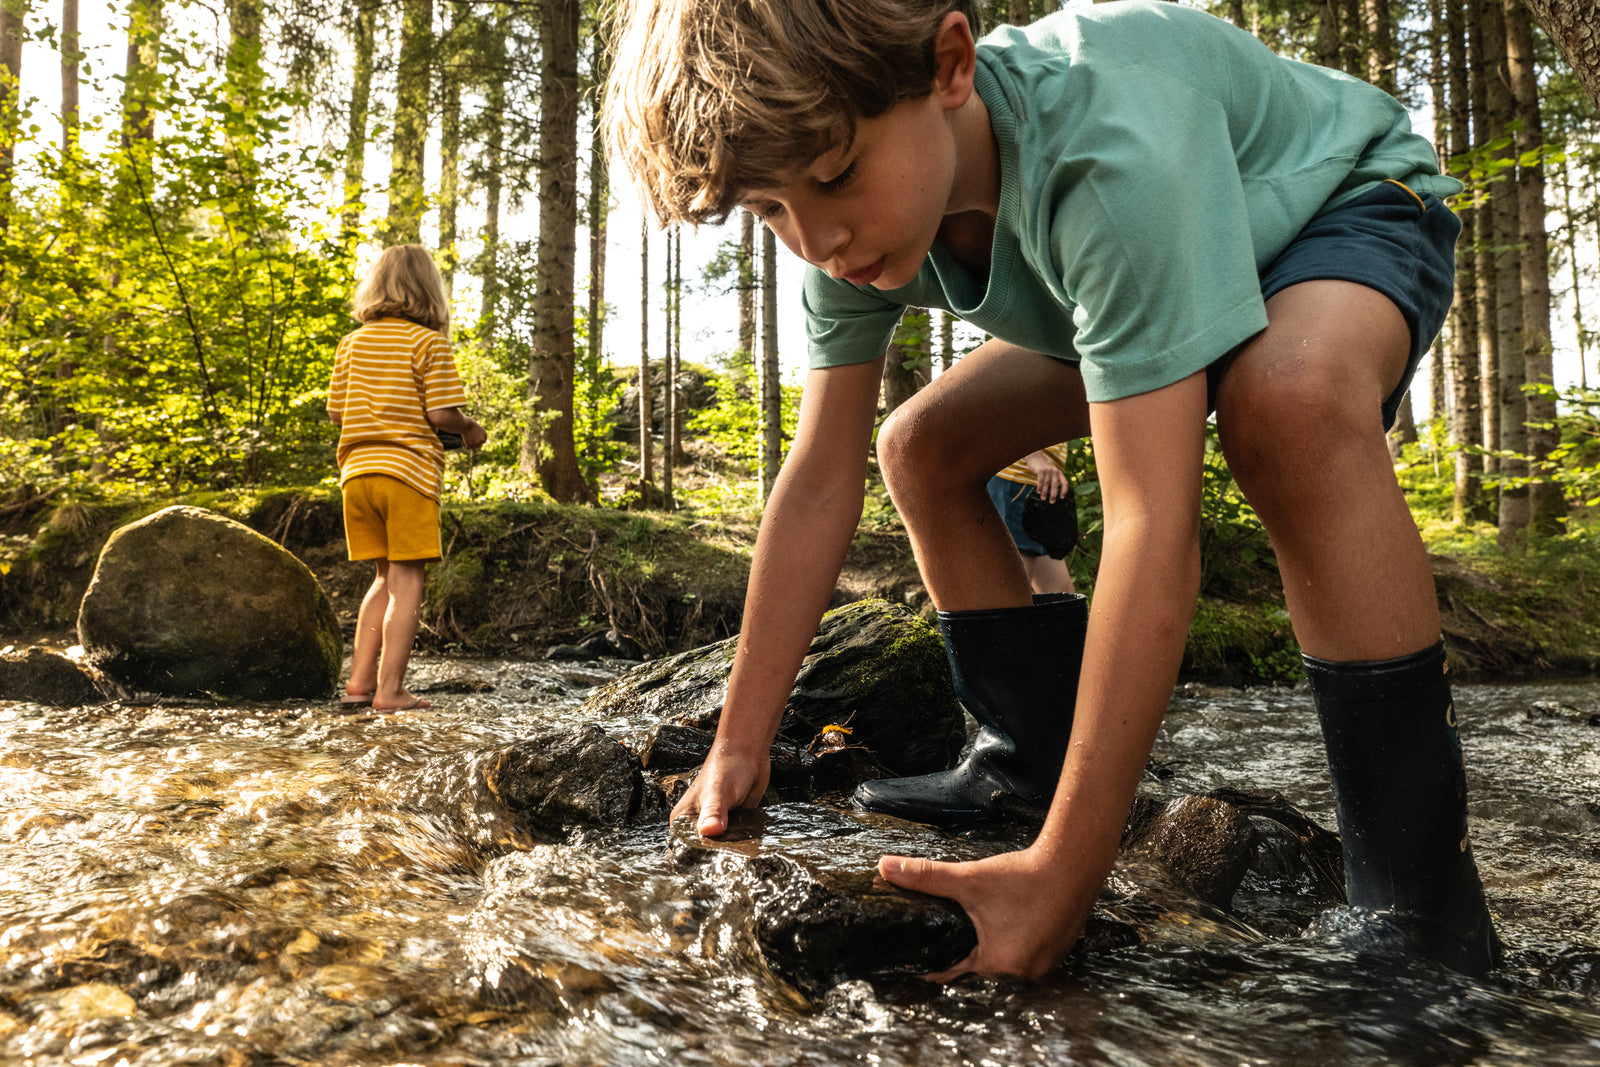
[374,559,428,710]
[347,561,389,698]
[1212,279,1437,657]
[878,341,1090,611]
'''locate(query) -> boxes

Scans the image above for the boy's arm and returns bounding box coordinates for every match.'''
[426,406,488,450]
[674,356,885,837]
[881,371,1209,977]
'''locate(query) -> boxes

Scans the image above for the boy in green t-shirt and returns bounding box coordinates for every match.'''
[605,0,1498,978]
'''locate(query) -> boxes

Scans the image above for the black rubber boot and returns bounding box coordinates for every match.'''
[851,592,1087,827]
[1305,641,1503,975]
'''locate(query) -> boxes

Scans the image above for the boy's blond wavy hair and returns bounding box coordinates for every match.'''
[352,244,451,335]
[604,0,976,225]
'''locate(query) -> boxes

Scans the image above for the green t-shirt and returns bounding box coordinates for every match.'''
[803,0,1463,403]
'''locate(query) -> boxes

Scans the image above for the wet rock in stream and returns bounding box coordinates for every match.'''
[669,789,1345,995]
[0,645,118,705]
[390,600,1348,994]
[391,725,668,851]
[581,598,966,786]
[75,505,342,700]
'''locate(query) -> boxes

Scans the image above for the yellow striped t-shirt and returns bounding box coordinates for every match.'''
[995,443,1070,487]
[327,318,468,501]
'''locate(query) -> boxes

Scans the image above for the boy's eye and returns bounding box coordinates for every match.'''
[745,202,784,221]
[817,161,857,193]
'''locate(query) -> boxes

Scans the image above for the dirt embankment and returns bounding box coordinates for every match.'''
[2,487,1596,685]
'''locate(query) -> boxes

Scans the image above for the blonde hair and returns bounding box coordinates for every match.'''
[604,0,975,226]
[352,244,451,334]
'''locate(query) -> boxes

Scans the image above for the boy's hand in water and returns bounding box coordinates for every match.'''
[878,844,1097,980]
[669,744,771,837]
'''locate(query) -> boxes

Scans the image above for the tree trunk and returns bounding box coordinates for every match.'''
[386,0,431,245]
[662,226,676,508]
[759,226,781,502]
[523,0,587,502]
[1558,140,1589,390]
[340,0,376,240]
[1505,0,1564,534]
[881,310,930,414]
[939,310,954,374]
[1447,0,1484,524]
[1518,0,1600,109]
[1479,0,1529,545]
[479,8,508,333]
[587,24,609,370]
[639,218,653,491]
[0,0,24,222]
[1341,0,1364,75]
[437,1,467,304]
[1470,0,1500,473]
[672,228,684,467]
[1008,0,1030,26]
[60,0,78,158]
[120,0,162,148]
[1316,0,1343,70]
[1427,0,1448,425]
[739,212,756,375]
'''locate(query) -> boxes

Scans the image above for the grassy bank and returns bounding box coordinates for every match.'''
[3,469,1598,685]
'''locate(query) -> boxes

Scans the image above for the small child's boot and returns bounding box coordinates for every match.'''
[851,592,1086,827]
[1304,641,1503,975]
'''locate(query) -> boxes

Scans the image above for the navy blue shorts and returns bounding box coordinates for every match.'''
[987,476,1047,555]
[1207,179,1461,431]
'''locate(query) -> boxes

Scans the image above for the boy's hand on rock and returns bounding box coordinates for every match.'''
[878,845,1092,980]
[670,747,770,837]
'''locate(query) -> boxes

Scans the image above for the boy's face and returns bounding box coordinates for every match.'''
[739,91,962,291]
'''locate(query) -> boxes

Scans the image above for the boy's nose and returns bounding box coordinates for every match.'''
[792,213,848,269]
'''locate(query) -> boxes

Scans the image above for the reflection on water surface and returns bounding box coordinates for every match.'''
[2,658,1599,1065]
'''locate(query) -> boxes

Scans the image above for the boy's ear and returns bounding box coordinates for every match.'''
[931,11,978,111]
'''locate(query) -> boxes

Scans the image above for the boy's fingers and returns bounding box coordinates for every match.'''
[696,803,728,838]
[878,854,949,895]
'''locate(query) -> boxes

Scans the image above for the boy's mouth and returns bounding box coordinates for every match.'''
[842,257,886,286]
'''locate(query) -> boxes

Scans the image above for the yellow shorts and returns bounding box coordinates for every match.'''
[341,474,442,562]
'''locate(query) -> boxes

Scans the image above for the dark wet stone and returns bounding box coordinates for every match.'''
[748,857,976,994]
[544,644,598,662]
[415,676,496,695]
[0,645,115,705]
[668,788,1344,993]
[1123,795,1258,910]
[581,599,966,781]
[1526,700,1600,726]
[76,506,341,699]
[394,725,668,851]
[483,725,668,836]
[578,629,645,660]
[640,723,714,771]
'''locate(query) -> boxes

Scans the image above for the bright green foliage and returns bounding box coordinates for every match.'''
[0,31,353,495]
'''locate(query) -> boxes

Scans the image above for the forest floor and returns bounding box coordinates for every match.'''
[3,452,1599,686]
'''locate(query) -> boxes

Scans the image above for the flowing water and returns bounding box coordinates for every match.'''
[2,656,1599,1066]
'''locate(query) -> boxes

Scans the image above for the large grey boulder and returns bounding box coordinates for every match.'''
[76,506,341,700]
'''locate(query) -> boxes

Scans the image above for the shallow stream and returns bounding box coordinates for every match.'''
[2,657,1598,1065]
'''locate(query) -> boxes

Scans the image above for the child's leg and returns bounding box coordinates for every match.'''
[855,341,1092,825]
[374,559,427,710]
[876,340,1090,612]
[1021,552,1075,596]
[347,560,390,698]
[1216,278,1498,973]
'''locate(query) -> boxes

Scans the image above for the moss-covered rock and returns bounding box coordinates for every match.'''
[76,506,341,699]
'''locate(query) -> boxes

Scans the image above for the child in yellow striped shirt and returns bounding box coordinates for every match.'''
[327,244,486,711]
